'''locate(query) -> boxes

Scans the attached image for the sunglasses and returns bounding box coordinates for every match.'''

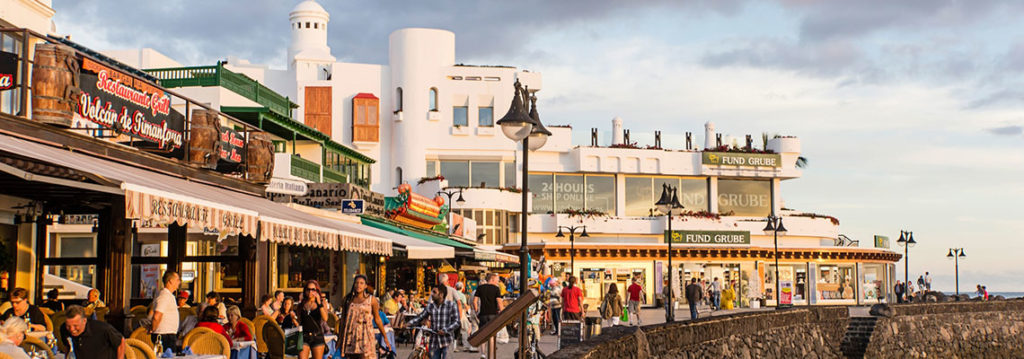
[305,287,318,292]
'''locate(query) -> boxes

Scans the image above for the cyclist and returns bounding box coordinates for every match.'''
[408,284,460,359]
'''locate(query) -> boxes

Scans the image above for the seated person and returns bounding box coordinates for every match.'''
[177,290,191,308]
[0,317,30,359]
[226,305,252,342]
[0,288,46,332]
[276,297,299,330]
[39,289,64,312]
[204,292,227,325]
[195,306,232,347]
[82,289,106,313]
[259,294,275,317]
[60,305,125,359]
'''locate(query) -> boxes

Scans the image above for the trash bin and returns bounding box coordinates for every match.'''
[584,316,602,340]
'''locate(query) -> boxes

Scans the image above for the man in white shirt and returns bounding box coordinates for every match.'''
[149,271,181,352]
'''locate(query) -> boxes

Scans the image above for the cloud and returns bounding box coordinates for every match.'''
[986,125,1023,136]
[964,90,1024,109]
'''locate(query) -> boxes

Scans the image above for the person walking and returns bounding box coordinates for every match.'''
[473,273,504,359]
[60,305,125,359]
[409,284,460,359]
[340,275,392,359]
[560,276,583,321]
[661,279,675,322]
[297,280,329,359]
[893,281,904,304]
[453,281,476,353]
[600,284,624,327]
[547,280,562,335]
[149,271,181,353]
[710,278,722,311]
[685,278,703,320]
[625,276,644,326]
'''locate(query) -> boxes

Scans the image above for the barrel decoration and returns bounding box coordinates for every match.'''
[31,44,81,127]
[244,131,275,184]
[187,109,222,169]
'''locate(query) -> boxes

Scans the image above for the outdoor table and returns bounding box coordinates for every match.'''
[230,340,257,359]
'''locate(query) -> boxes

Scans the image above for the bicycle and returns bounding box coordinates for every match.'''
[406,326,434,359]
[513,322,547,359]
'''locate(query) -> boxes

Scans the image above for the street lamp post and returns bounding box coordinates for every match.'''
[947,248,966,296]
[896,230,916,293]
[555,225,589,277]
[763,215,787,308]
[436,189,466,235]
[497,80,550,359]
[655,183,683,322]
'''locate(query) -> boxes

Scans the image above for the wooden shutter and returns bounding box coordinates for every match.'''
[304,87,332,136]
[352,93,379,142]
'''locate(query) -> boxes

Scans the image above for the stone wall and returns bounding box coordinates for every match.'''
[864,299,1024,358]
[549,306,849,359]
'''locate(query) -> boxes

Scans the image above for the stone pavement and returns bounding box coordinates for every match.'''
[394,305,768,359]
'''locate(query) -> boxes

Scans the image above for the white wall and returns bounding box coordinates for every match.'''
[0,0,55,35]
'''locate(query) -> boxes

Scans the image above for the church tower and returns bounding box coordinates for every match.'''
[288,0,335,76]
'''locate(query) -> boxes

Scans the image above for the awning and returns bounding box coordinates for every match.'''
[0,133,390,253]
[361,217,475,251]
[473,249,520,264]
[282,204,393,256]
[0,133,260,236]
[350,221,453,259]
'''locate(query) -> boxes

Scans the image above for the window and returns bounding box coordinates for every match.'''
[314,23,318,29]
[625,177,654,216]
[428,88,438,111]
[453,106,468,126]
[626,176,709,216]
[304,87,332,136]
[352,94,379,142]
[426,161,436,177]
[528,174,554,213]
[504,162,516,188]
[586,175,616,215]
[440,161,470,187]
[471,162,500,187]
[717,179,771,216]
[478,107,494,127]
[453,209,510,245]
[554,174,585,212]
[817,264,855,301]
[396,167,403,187]
[306,22,310,28]
[395,88,403,111]
[275,244,332,290]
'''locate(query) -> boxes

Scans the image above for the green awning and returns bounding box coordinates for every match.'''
[361,217,475,250]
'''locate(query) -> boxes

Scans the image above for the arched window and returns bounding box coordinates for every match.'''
[428,88,438,111]
[395,87,403,111]
[396,167,403,187]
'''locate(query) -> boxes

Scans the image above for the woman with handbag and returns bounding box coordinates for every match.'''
[600,284,624,327]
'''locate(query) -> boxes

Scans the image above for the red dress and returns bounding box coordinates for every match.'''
[196,321,233,347]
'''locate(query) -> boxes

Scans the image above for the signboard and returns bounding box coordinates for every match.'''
[874,235,890,249]
[0,51,17,91]
[276,183,386,217]
[218,126,246,164]
[341,199,364,214]
[139,244,161,299]
[59,214,98,225]
[558,320,583,349]
[665,230,750,245]
[702,152,782,168]
[780,280,794,306]
[266,178,309,196]
[75,57,185,152]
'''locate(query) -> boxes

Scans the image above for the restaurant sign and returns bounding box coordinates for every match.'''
[664,230,751,245]
[702,152,782,168]
[75,57,185,152]
[267,183,386,217]
[0,51,17,91]
[874,235,890,249]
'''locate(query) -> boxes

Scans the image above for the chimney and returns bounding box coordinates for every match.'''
[612,117,623,145]
[704,122,715,149]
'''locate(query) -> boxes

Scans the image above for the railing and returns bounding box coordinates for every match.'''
[146,64,295,119]
[290,154,321,183]
[322,167,347,184]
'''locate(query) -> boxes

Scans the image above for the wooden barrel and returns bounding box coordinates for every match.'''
[31,44,79,127]
[245,132,274,183]
[188,109,221,169]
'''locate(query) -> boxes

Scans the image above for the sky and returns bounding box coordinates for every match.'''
[53,0,1024,292]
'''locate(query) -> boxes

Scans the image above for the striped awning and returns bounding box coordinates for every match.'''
[124,183,259,236]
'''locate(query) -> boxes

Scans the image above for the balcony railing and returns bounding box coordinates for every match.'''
[290,154,321,183]
[146,63,295,119]
[322,167,348,184]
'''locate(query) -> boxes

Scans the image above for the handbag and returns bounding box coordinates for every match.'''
[619,307,628,322]
[598,298,608,316]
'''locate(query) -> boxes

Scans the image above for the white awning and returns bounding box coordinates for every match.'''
[473,248,519,264]
[281,204,393,256]
[352,223,454,259]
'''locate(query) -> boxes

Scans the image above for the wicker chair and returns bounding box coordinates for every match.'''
[41,312,54,332]
[327,311,340,334]
[238,317,256,340]
[189,332,230,357]
[50,311,68,353]
[126,338,157,359]
[129,305,149,330]
[178,307,196,323]
[252,315,274,354]
[182,326,218,348]
[94,307,110,322]
[129,326,154,348]
[260,319,288,359]
[19,335,55,359]
[39,307,54,316]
